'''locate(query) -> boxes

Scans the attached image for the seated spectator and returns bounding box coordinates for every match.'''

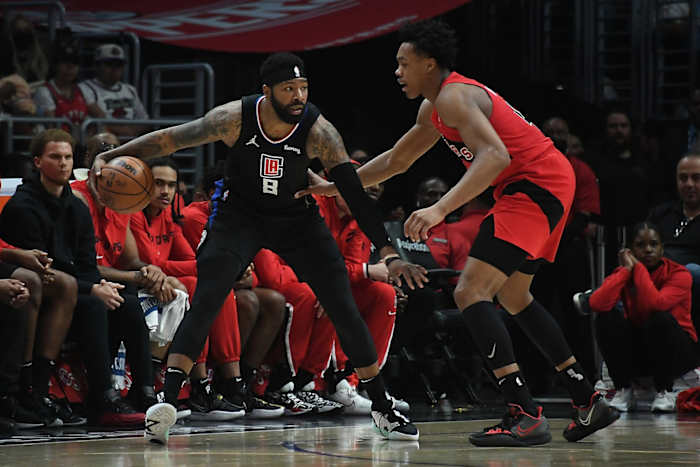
[78,44,148,137]
[588,108,650,272]
[648,152,700,332]
[129,157,245,420]
[7,14,48,84]
[1,240,81,426]
[316,189,408,412]
[0,129,146,426]
[535,116,601,381]
[253,248,341,415]
[589,222,697,413]
[181,169,286,418]
[0,73,36,116]
[34,40,99,129]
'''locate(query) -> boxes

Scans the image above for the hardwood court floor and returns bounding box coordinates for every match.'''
[1,410,699,466]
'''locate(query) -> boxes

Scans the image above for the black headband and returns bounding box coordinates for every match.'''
[262,64,306,87]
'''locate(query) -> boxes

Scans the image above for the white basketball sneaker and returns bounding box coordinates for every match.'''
[144,402,177,445]
[328,379,372,415]
[371,405,419,441]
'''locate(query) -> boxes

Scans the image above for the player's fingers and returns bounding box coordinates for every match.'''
[294,189,308,199]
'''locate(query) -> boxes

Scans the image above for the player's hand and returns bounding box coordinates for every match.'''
[233,263,254,290]
[387,259,428,290]
[0,278,29,308]
[294,169,338,198]
[91,279,125,310]
[618,248,636,270]
[368,263,390,283]
[139,265,167,291]
[404,205,445,242]
[1,248,52,274]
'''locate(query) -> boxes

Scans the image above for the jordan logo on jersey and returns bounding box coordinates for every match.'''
[246,135,260,148]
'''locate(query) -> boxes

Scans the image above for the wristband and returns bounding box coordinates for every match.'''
[384,256,402,267]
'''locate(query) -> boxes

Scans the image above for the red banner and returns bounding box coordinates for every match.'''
[42,0,470,52]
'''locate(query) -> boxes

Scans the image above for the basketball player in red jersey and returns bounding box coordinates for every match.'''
[298,19,619,446]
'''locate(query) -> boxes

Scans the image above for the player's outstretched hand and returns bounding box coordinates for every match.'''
[387,259,428,290]
[294,169,338,198]
[404,205,446,242]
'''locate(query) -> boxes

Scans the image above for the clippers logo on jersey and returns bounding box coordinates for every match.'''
[441,135,474,162]
[260,154,284,179]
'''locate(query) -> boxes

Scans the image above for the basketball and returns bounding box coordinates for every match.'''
[96,156,154,213]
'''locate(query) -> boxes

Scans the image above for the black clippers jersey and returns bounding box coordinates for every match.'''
[225,94,321,215]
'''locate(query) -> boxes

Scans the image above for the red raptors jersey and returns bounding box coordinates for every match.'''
[431,72,570,194]
[130,209,196,277]
[47,82,88,126]
[71,180,129,267]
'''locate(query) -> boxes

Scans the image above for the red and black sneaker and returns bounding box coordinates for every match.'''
[563,391,620,442]
[469,404,551,447]
[97,391,145,427]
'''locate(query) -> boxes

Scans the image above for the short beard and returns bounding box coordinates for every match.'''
[269,93,305,124]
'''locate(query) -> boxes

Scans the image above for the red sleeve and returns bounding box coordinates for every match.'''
[589,266,632,312]
[339,224,370,284]
[161,225,196,277]
[253,249,299,289]
[130,212,158,265]
[0,237,15,251]
[632,262,691,314]
[181,208,206,251]
[572,159,601,215]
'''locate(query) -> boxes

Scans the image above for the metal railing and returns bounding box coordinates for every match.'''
[79,118,214,188]
[141,63,215,121]
[0,115,73,156]
[73,31,142,89]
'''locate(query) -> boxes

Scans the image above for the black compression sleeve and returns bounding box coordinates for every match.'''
[329,162,391,251]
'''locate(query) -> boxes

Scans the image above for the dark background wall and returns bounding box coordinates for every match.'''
[138,0,600,213]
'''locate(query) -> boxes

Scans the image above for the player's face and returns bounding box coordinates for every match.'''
[630,228,663,270]
[151,165,178,209]
[56,62,79,83]
[268,78,308,124]
[34,141,73,186]
[677,156,700,206]
[395,42,429,99]
[567,135,584,159]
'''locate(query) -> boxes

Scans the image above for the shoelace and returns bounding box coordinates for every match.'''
[483,406,520,432]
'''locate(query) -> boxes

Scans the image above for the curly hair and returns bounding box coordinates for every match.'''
[398,18,458,70]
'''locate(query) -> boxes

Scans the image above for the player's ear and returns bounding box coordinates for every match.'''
[262,84,271,98]
[426,57,437,73]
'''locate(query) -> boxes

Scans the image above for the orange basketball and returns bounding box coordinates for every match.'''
[96,156,154,213]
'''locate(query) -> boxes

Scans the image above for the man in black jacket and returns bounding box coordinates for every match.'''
[0,129,149,426]
[648,152,700,335]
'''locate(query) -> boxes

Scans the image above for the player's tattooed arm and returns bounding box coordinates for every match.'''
[96,101,242,163]
[307,116,351,170]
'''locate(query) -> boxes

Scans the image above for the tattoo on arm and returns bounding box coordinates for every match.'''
[307,117,349,169]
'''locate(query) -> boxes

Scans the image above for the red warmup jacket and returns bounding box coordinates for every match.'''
[71,179,130,268]
[315,195,372,283]
[181,201,260,288]
[589,258,697,341]
[429,209,489,272]
[567,156,600,225]
[254,248,300,290]
[181,201,209,251]
[130,209,196,277]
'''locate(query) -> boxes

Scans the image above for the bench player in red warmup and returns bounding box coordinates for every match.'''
[298,19,619,446]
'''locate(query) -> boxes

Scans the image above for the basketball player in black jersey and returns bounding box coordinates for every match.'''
[93,52,428,444]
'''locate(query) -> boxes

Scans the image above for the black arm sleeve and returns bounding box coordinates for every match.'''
[329,162,392,252]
